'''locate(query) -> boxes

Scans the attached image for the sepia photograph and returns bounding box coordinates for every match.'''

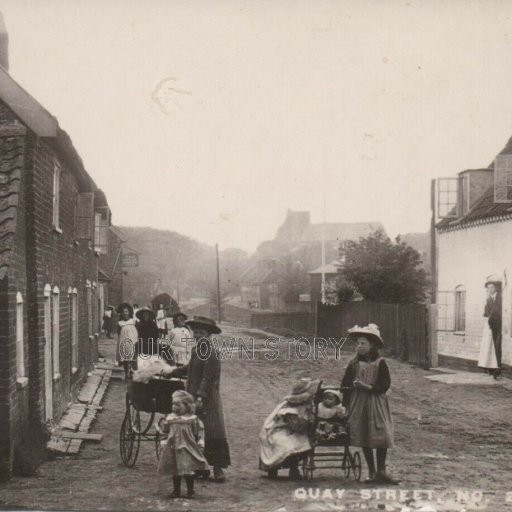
[0,1,511,511]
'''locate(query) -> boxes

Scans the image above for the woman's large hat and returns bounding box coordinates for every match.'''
[173,311,188,322]
[285,378,319,404]
[135,307,155,321]
[117,302,134,317]
[186,316,222,335]
[485,274,502,288]
[348,323,384,348]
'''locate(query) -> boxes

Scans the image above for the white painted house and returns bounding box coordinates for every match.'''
[434,139,512,371]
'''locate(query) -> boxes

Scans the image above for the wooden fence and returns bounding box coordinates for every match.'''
[316,301,429,368]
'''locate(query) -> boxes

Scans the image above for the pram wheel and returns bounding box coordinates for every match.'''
[352,451,362,482]
[119,411,140,467]
[302,453,314,481]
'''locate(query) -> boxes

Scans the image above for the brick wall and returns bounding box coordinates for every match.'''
[437,221,512,366]
[0,99,101,479]
[0,111,29,478]
[27,133,99,420]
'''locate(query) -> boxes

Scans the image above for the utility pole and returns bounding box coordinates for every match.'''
[216,243,221,322]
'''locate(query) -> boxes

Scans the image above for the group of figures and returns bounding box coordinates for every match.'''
[112,308,231,498]
[259,323,399,485]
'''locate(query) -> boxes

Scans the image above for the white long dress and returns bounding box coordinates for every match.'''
[477,319,498,369]
[156,309,166,330]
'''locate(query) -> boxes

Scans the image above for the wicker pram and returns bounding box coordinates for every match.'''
[127,377,185,414]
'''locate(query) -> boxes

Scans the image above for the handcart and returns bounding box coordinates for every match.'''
[301,382,361,481]
[119,375,185,467]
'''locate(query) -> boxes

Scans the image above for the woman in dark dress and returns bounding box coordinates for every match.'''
[135,308,174,368]
[167,316,231,483]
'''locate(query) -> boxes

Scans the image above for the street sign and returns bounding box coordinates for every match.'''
[123,253,139,268]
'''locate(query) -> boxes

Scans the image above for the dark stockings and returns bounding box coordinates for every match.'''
[172,476,194,497]
[362,447,387,476]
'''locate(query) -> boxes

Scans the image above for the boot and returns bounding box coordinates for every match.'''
[212,466,226,483]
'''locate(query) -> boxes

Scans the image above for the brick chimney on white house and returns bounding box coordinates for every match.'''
[0,13,8,71]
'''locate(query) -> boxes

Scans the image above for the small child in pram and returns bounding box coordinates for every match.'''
[315,389,346,443]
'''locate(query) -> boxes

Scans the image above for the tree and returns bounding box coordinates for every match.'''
[337,229,428,303]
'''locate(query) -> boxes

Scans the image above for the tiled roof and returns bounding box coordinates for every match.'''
[0,123,25,279]
[437,179,512,231]
[437,132,512,230]
[309,261,340,275]
[239,262,284,286]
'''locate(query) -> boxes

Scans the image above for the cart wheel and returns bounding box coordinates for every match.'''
[120,412,140,467]
[352,451,362,482]
[127,397,155,435]
[302,454,314,481]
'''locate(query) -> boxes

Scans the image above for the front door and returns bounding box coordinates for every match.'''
[44,293,53,420]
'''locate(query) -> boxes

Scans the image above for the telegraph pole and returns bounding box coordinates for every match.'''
[216,243,221,322]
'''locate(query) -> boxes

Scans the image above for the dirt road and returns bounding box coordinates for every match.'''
[1,324,512,512]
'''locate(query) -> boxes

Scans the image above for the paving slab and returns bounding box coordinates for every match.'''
[425,368,512,388]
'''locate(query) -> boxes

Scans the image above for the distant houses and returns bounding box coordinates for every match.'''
[433,138,512,371]
[0,18,122,479]
[240,210,383,312]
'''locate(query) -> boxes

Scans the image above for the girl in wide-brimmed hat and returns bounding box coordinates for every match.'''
[259,378,319,480]
[116,303,137,379]
[341,324,398,485]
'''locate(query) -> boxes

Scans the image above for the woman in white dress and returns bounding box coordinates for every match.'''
[116,303,139,379]
[156,303,167,337]
[478,279,501,378]
[169,313,195,366]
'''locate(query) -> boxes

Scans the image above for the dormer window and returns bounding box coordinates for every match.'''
[494,154,512,203]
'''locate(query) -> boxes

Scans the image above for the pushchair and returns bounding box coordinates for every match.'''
[301,381,361,481]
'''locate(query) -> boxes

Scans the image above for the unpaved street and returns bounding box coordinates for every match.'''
[1,324,512,512]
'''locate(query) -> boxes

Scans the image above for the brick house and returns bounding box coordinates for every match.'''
[240,259,283,310]
[434,137,512,372]
[0,27,119,478]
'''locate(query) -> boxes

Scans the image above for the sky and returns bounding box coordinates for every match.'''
[1,0,512,252]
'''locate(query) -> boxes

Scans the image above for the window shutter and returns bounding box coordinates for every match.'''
[76,192,95,239]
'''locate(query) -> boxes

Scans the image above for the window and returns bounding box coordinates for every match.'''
[86,280,92,337]
[69,287,78,372]
[494,154,512,203]
[94,208,109,254]
[454,285,466,332]
[52,161,62,230]
[437,178,459,219]
[16,292,24,380]
[76,192,95,240]
[437,291,455,331]
[52,286,60,378]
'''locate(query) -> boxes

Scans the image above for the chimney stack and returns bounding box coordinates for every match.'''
[0,13,9,71]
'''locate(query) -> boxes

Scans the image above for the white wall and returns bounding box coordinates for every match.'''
[437,220,512,366]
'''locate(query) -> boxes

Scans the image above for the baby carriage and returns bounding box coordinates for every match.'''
[301,381,361,481]
[119,373,185,467]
